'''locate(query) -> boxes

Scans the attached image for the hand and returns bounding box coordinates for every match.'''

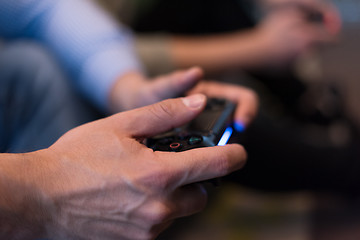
[110,67,258,130]
[254,0,341,65]
[109,67,203,112]
[187,81,259,130]
[260,0,341,35]
[4,95,246,240]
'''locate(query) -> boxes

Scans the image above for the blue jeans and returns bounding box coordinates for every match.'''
[0,41,102,153]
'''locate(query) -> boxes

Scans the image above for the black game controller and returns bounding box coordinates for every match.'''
[147,98,236,186]
[147,98,236,152]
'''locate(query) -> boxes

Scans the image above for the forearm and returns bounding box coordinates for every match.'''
[0,152,52,239]
[169,29,270,73]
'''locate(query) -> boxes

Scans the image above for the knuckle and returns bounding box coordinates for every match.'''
[133,154,174,191]
[148,100,176,122]
[144,202,172,225]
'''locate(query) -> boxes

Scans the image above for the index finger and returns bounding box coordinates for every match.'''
[188,81,259,127]
[157,143,247,187]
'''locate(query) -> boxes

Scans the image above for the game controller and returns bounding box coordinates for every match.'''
[146,98,236,186]
[147,98,236,152]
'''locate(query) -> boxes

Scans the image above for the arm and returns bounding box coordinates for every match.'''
[169,30,271,73]
[0,0,223,115]
[0,0,142,111]
[0,95,247,240]
[0,1,259,124]
[134,0,340,74]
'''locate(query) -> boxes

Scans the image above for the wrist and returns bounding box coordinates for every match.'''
[0,150,56,239]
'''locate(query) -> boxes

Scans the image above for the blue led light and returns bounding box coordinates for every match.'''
[234,121,245,132]
[217,127,233,146]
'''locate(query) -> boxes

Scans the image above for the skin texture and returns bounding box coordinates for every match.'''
[0,95,248,240]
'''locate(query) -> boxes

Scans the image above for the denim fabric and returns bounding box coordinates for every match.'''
[0,41,102,153]
[0,0,143,110]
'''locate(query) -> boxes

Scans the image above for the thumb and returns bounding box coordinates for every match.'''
[117,94,207,137]
[146,67,203,102]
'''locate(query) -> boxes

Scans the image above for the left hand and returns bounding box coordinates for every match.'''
[109,67,258,129]
[19,96,247,240]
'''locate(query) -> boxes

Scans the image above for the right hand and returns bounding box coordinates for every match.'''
[33,94,247,240]
[255,0,341,66]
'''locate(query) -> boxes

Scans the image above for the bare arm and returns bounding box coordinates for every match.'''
[170,30,268,73]
[140,0,340,74]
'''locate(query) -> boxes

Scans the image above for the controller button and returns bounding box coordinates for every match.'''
[169,142,182,151]
[188,135,203,145]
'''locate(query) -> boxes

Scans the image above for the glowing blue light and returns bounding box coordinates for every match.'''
[234,121,245,132]
[217,127,233,146]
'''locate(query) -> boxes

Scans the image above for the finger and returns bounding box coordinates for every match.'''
[116,94,206,137]
[323,3,342,35]
[129,185,206,235]
[168,184,208,218]
[133,184,208,225]
[188,81,259,127]
[146,67,203,102]
[148,220,174,240]
[158,143,247,187]
[232,89,259,129]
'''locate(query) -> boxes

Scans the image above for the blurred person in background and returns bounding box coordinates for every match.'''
[99,0,340,75]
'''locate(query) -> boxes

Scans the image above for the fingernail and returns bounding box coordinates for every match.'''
[234,121,246,132]
[182,94,206,109]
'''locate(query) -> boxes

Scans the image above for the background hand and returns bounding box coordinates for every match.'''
[110,67,258,130]
[255,0,341,66]
[109,67,203,112]
[187,81,259,130]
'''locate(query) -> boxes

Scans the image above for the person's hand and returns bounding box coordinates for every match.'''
[254,0,341,66]
[7,95,246,240]
[110,67,258,130]
[109,67,203,112]
[187,81,259,130]
[259,0,341,35]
